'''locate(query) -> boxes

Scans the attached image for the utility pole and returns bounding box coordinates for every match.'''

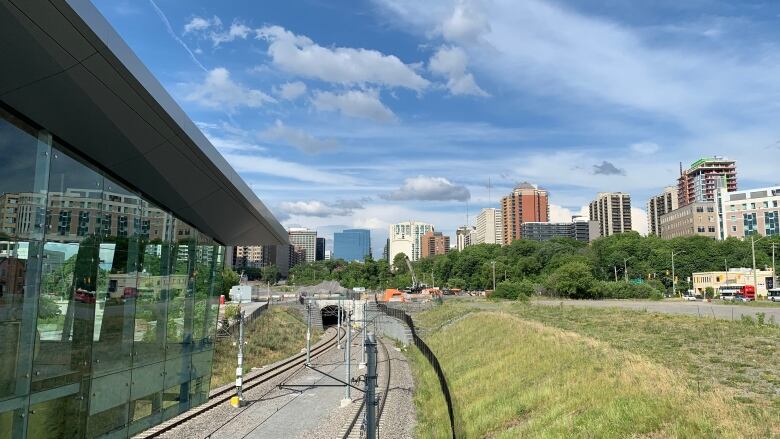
[671,250,685,296]
[343,302,352,405]
[614,265,618,282]
[365,333,378,439]
[751,235,765,293]
[337,298,342,350]
[360,301,367,369]
[232,295,245,407]
[771,243,778,289]
[623,257,632,283]
[491,261,496,291]
[305,299,312,365]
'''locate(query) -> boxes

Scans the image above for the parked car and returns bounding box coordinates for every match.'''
[769,288,780,302]
[733,293,753,303]
[74,288,96,304]
[683,292,698,301]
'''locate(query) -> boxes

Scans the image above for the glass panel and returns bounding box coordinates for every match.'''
[27,391,83,439]
[0,108,51,438]
[31,143,103,438]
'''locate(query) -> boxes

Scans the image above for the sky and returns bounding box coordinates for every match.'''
[93,0,780,255]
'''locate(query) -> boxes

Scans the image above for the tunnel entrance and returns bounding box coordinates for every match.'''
[320,305,345,327]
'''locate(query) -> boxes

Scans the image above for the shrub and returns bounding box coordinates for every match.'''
[224,304,240,321]
[37,295,62,320]
[492,279,535,300]
[544,262,595,299]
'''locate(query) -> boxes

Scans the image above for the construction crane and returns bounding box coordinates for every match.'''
[404,255,423,293]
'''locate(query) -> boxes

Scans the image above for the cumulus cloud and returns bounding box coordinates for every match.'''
[429,46,488,96]
[381,176,470,201]
[279,198,368,217]
[311,89,396,123]
[549,204,589,223]
[631,207,648,236]
[630,141,660,154]
[183,16,221,34]
[257,25,429,91]
[264,120,338,154]
[275,81,307,100]
[592,160,626,176]
[441,0,491,43]
[183,67,276,111]
[210,23,252,46]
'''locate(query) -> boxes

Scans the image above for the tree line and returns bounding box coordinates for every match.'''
[280,232,780,300]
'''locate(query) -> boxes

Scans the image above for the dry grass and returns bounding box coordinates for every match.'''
[210,306,317,389]
[410,306,777,438]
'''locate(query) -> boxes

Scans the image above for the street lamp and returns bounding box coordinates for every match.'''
[490,261,496,291]
[623,257,633,283]
[671,250,686,296]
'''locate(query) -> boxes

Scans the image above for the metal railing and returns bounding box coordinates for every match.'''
[376,302,458,439]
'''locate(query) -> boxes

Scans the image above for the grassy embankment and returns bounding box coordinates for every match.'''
[210,306,319,389]
[409,301,779,438]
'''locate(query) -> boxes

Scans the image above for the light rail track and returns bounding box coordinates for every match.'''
[136,326,345,438]
[342,335,392,439]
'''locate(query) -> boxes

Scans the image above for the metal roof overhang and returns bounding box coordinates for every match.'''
[0,0,288,246]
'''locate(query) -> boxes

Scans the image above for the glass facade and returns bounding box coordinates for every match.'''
[333,229,371,262]
[0,108,225,438]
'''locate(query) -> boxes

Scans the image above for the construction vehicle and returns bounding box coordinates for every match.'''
[403,255,424,294]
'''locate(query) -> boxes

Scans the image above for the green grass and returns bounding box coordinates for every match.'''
[210,306,318,389]
[410,302,778,438]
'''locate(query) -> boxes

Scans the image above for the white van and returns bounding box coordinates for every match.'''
[768,288,780,302]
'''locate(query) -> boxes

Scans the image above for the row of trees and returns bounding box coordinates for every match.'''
[282,232,780,299]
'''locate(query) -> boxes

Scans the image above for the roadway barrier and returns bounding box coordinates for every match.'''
[376,302,458,439]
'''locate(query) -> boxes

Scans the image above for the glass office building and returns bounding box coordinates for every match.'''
[1,1,287,437]
[333,229,372,262]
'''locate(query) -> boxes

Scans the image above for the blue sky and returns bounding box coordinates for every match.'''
[93,0,780,255]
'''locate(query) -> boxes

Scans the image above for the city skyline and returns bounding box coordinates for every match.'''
[93,1,780,256]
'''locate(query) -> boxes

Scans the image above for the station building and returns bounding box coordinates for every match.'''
[1,1,286,437]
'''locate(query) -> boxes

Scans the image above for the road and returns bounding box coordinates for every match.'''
[534,299,780,324]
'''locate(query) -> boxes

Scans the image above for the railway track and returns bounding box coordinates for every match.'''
[342,335,392,439]
[136,326,345,438]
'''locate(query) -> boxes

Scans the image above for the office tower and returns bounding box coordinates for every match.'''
[716,186,780,239]
[333,229,372,262]
[288,228,317,263]
[659,202,718,239]
[315,237,325,261]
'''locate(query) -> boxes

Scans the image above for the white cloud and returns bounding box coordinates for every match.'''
[183,67,276,111]
[210,22,252,46]
[381,176,470,201]
[429,46,488,96]
[257,25,429,91]
[312,89,396,123]
[223,153,356,185]
[276,81,307,100]
[264,120,338,154]
[279,199,368,218]
[549,204,589,223]
[441,0,490,43]
[631,207,648,236]
[630,142,660,154]
[183,16,221,34]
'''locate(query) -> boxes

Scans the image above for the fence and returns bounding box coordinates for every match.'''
[218,302,268,337]
[376,302,458,439]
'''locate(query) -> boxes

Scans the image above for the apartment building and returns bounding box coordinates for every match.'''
[678,157,737,207]
[500,182,549,244]
[647,186,678,237]
[420,231,450,258]
[388,221,433,262]
[288,228,317,263]
[474,208,503,245]
[589,192,632,237]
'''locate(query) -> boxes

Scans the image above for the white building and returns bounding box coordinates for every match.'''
[589,192,632,237]
[388,221,433,262]
[474,208,503,245]
[455,226,476,251]
[647,186,678,237]
[288,228,317,263]
[717,186,780,240]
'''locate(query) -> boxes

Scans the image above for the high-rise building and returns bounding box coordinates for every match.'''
[716,186,780,240]
[474,208,503,245]
[0,3,287,436]
[500,182,549,244]
[316,237,326,261]
[234,245,264,268]
[333,229,372,262]
[589,192,632,237]
[647,186,678,237]
[659,202,718,239]
[288,228,317,264]
[678,157,737,207]
[420,231,450,258]
[455,226,476,251]
[388,221,433,262]
[262,244,296,277]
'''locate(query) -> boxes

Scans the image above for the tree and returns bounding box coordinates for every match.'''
[545,261,595,299]
[261,265,279,284]
[219,268,240,299]
[392,252,409,273]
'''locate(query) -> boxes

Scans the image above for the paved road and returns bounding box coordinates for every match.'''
[534,299,780,324]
